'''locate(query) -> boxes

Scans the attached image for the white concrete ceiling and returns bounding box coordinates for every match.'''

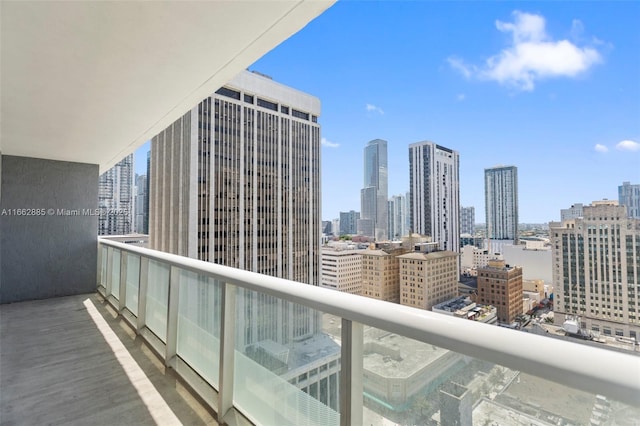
[1,1,333,172]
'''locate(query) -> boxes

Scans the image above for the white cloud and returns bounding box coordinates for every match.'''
[616,140,640,152]
[449,11,602,91]
[321,137,339,148]
[457,93,466,101]
[366,104,384,115]
[447,57,472,79]
[594,144,608,153]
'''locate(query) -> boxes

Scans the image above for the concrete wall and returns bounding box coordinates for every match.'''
[0,155,98,303]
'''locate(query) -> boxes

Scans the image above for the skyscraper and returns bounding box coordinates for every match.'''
[148,70,339,410]
[408,141,460,252]
[361,139,388,240]
[150,70,320,284]
[98,154,133,235]
[619,181,640,218]
[149,70,326,341]
[551,200,640,339]
[388,194,407,240]
[460,206,475,235]
[339,210,359,235]
[134,173,148,234]
[484,165,518,244]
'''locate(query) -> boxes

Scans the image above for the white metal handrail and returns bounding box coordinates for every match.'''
[98,238,640,413]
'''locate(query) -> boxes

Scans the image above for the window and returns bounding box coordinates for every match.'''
[244,94,254,104]
[257,98,278,111]
[215,87,241,100]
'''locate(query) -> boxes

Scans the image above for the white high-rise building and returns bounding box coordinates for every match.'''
[98,154,133,235]
[361,139,388,240]
[388,193,407,240]
[148,70,339,409]
[619,181,640,218]
[551,200,640,340]
[150,70,320,286]
[485,165,518,244]
[409,141,460,252]
[460,206,475,235]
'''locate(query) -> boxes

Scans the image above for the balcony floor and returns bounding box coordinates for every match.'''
[0,293,217,425]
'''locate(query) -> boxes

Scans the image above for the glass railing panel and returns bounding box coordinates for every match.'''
[360,325,640,426]
[125,253,140,316]
[233,288,341,426]
[145,259,169,342]
[176,269,221,387]
[110,249,121,299]
[99,245,108,287]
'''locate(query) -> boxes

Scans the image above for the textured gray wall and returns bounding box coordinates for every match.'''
[0,155,98,303]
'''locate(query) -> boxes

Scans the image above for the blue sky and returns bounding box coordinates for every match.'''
[136,1,640,224]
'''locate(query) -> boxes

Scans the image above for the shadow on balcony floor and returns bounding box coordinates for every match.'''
[0,293,218,425]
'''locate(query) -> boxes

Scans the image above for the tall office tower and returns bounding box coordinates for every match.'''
[388,194,407,240]
[484,165,518,244]
[339,210,359,235]
[321,246,364,295]
[98,154,133,235]
[149,71,335,374]
[477,259,523,324]
[150,70,320,285]
[322,220,332,235]
[144,150,150,234]
[561,203,584,221]
[551,201,640,339]
[460,206,475,235]
[361,139,388,240]
[398,249,458,311]
[134,173,148,234]
[408,141,460,252]
[619,181,640,218]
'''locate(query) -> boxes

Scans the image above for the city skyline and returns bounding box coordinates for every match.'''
[135,2,639,225]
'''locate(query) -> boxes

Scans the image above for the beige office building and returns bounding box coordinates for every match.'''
[399,250,458,310]
[321,247,364,295]
[551,201,640,340]
[477,259,523,324]
[361,246,407,303]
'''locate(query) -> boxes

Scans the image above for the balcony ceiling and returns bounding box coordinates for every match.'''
[0,1,333,172]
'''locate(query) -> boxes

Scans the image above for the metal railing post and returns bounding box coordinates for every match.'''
[218,282,236,422]
[137,257,149,333]
[165,266,180,366]
[105,247,113,296]
[118,252,127,312]
[340,318,363,426]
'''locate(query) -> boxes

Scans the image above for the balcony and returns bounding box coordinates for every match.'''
[3,238,637,425]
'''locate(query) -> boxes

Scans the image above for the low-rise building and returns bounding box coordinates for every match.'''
[361,243,408,303]
[321,246,365,295]
[399,249,458,311]
[432,296,497,324]
[477,259,523,324]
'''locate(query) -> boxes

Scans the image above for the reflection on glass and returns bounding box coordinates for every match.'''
[360,327,640,425]
[110,249,121,299]
[125,253,140,316]
[145,259,169,341]
[233,289,340,425]
[176,270,221,387]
